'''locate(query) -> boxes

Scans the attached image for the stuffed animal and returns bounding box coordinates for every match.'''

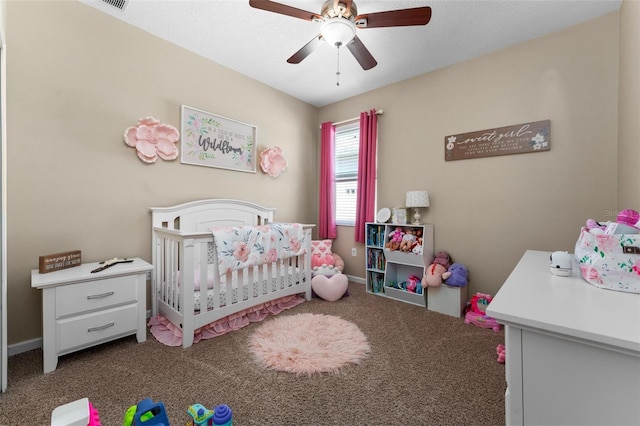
[585,218,607,235]
[422,263,452,288]
[311,253,345,277]
[406,274,421,293]
[412,240,423,255]
[399,229,417,252]
[496,344,506,364]
[444,263,468,287]
[432,251,452,269]
[386,228,404,251]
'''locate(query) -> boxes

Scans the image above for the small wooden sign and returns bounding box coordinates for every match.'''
[445,119,550,161]
[38,250,82,274]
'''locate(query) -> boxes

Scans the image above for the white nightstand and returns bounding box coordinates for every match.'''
[31,258,153,373]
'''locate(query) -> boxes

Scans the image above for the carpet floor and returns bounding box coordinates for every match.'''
[0,282,506,425]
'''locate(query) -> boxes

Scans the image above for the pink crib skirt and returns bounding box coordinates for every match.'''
[148,295,305,346]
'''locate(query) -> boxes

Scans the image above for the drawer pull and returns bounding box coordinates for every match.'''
[87,291,115,300]
[88,322,115,332]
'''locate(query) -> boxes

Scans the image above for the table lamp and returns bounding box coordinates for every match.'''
[406,191,430,224]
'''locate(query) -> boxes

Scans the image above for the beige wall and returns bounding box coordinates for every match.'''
[618,0,640,208]
[320,12,621,297]
[6,1,318,344]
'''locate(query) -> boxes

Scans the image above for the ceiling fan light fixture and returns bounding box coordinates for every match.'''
[321,18,356,47]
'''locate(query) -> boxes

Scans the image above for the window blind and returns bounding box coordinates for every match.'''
[335,122,359,225]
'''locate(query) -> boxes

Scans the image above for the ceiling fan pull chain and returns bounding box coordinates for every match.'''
[336,43,341,86]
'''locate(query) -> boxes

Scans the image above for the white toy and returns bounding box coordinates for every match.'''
[549,251,572,276]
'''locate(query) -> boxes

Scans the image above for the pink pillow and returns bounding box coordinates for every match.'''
[311,239,333,256]
[311,274,349,302]
[312,253,335,268]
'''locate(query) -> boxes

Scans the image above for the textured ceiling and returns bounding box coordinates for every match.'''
[80,0,621,107]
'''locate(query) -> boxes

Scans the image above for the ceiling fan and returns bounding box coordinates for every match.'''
[249,0,432,71]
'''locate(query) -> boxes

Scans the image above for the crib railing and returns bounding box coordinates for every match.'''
[151,225,313,337]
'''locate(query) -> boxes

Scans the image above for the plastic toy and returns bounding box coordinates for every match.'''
[213,404,233,426]
[469,292,491,314]
[187,404,233,426]
[187,404,214,425]
[51,398,101,426]
[123,398,169,426]
[463,293,502,332]
[496,344,506,364]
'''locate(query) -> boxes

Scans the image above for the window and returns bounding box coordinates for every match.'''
[334,121,359,226]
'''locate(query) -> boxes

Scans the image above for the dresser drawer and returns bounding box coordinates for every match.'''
[57,304,139,353]
[56,275,139,317]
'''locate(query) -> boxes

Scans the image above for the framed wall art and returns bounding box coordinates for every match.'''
[180,105,257,172]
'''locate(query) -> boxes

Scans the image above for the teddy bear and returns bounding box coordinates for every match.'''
[444,263,468,287]
[385,228,404,251]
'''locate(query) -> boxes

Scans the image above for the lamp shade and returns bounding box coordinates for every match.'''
[406,191,430,208]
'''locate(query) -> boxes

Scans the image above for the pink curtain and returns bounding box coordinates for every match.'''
[318,122,337,239]
[354,110,378,243]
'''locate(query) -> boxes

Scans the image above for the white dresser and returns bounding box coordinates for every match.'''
[487,250,640,425]
[31,258,152,373]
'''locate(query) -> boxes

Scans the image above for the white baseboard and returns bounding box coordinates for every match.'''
[346,274,365,285]
[8,337,41,357]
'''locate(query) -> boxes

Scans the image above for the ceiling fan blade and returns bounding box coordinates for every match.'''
[249,0,321,21]
[287,34,324,64]
[355,7,432,28]
[346,35,377,70]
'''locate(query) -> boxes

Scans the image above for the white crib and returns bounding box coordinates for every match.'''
[150,199,313,348]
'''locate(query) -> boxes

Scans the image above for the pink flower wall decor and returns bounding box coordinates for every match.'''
[124,117,180,163]
[259,146,288,177]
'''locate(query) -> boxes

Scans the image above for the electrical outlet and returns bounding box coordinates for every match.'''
[351,248,357,257]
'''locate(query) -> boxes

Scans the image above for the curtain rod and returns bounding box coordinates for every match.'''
[319,109,383,128]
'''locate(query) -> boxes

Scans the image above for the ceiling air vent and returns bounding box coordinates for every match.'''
[101,0,128,11]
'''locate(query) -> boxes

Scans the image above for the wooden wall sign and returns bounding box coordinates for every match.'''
[445,119,550,161]
[38,250,81,274]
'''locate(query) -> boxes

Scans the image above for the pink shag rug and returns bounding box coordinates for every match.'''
[248,313,370,375]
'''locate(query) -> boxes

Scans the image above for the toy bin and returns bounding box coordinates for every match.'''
[427,284,467,317]
[383,261,425,307]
